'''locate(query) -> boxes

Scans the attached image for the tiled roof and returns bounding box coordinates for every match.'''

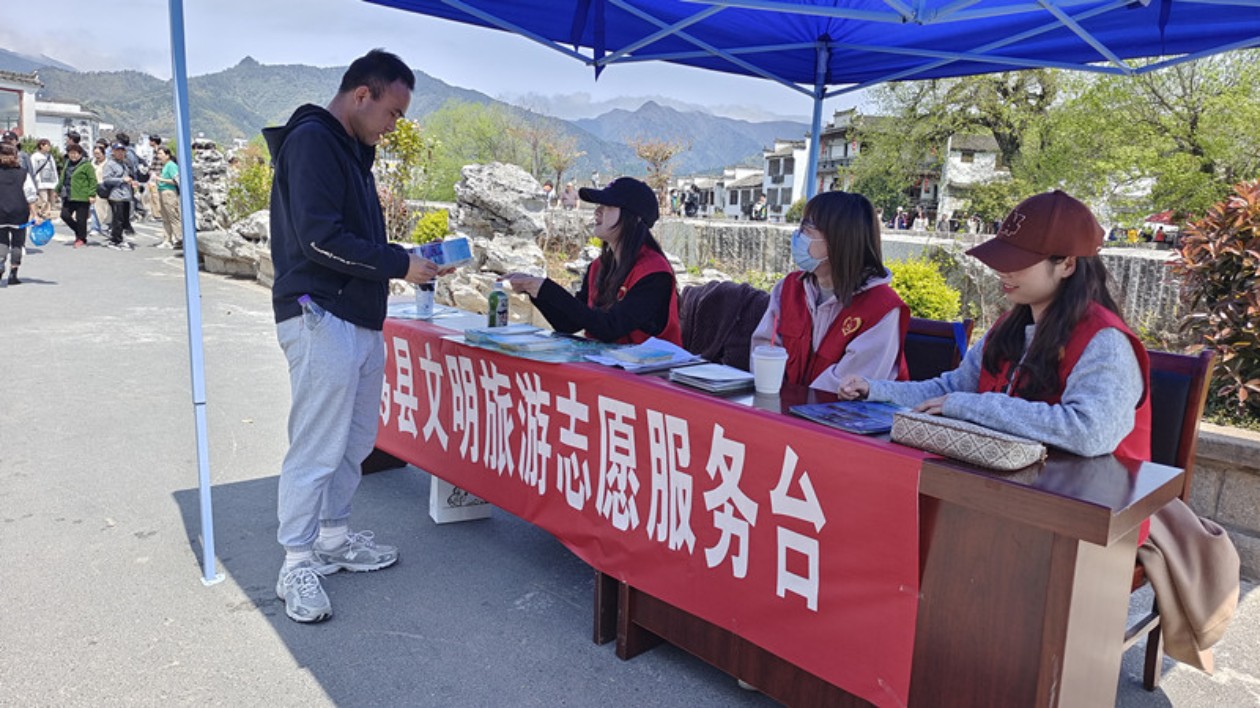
[0,70,42,88]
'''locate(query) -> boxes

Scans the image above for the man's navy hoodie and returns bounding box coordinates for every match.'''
[264,104,410,330]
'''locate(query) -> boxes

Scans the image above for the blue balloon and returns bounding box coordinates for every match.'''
[28,219,54,247]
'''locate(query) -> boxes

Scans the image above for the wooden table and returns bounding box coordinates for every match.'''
[375,311,1182,707]
[612,386,1182,707]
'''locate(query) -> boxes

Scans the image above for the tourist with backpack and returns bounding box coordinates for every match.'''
[100,143,135,250]
[0,143,38,285]
[115,132,147,227]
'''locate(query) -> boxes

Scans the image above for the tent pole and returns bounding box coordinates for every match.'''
[167,0,223,587]
[804,42,829,200]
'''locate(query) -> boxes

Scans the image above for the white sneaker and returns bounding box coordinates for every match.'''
[276,561,332,623]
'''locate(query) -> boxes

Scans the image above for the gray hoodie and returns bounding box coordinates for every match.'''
[101,157,133,202]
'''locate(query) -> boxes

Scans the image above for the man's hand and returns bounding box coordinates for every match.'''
[404,254,440,284]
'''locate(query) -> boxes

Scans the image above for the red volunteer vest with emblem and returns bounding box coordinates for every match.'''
[777,272,910,386]
[977,303,1152,542]
[976,302,1152,461]
[585,247,682,345]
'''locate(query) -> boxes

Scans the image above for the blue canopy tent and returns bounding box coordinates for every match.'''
[364,0,1260,198]
[166,0,1260,586]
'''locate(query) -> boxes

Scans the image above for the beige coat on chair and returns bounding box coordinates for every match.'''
[1137,498,1241,672]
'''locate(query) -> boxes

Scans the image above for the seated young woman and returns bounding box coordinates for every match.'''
[750,190,910,392]
[504,177,681,345]
[838,190,1151,462]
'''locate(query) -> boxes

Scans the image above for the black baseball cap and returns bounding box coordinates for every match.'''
[1,130,17,142]
[579,177,660,227]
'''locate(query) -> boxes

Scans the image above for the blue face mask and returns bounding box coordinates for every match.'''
[791,229,827,272]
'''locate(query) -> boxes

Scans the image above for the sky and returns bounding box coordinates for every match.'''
[0,0,865,122]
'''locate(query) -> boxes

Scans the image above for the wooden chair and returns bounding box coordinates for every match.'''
[903,317,975,381]
[1123,349,1215,690]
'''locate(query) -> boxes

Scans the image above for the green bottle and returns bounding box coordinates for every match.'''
[488,280,509,327]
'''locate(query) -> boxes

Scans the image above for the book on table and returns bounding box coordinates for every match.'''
[789,400,908,435]
[585,336,703,372]
[668,363,755,393]
[479,332,571,352]
[463,323,542,344]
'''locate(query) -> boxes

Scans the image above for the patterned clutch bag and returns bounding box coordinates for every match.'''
[891,411,1047,471]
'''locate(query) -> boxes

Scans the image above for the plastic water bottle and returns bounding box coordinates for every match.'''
[297,294,327,329]
[415,282,434,318]
[487,280,509,327]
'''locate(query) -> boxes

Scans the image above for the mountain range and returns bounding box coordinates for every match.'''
[5,52,807,177]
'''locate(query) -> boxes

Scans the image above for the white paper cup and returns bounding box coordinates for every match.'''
[752,345,789,395]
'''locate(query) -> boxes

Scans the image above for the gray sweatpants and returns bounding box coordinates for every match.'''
[275,306,386,553]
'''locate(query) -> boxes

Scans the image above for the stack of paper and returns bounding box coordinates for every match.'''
[585,337,702,372]
[668,363,755,393]
[480,332,571,352]
[464,323,542,344]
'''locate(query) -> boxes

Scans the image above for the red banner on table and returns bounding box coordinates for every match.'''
[377,319,926,706]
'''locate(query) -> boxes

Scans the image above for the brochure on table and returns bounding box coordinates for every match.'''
[789,400,908,435]
[584,337,703,373]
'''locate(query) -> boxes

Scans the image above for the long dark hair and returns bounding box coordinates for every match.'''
[592,210,665,309]
[982,255,1123,400]
[803,190,886,306]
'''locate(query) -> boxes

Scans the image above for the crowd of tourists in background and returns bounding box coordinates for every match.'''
[0,127,184,285]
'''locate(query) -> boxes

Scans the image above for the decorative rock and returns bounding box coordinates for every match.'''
[565,245,602,276]
[232,209,270,243]
[480,235,546,276]
[256,248,274,288]
[191,140,232,232]
[452,163,547,241]
[443,271,500,314]
[540,208,590,253]
[198,229,258,277]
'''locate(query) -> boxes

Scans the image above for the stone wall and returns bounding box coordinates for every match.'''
[655,219,1185,336]
[658,216,1260,578]
[1191,425,1260,581]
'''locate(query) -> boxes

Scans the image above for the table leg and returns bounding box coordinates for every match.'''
[593,570,618,645]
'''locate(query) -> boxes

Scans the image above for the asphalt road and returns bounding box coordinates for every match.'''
[0,219,1255,707]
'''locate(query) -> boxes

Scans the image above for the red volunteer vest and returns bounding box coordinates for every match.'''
[586,247,682,346]
[976,302,1152,462]
[777,272,910,386]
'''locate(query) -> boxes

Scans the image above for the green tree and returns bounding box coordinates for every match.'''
[422,100,527,201]
[375,117,438,240]
[226,135,272,222]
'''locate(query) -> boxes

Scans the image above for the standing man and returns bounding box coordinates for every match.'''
[100,143,135,250]
[265,49,440,624]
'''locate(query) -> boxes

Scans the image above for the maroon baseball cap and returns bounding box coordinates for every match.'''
[966,190,1104,272]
